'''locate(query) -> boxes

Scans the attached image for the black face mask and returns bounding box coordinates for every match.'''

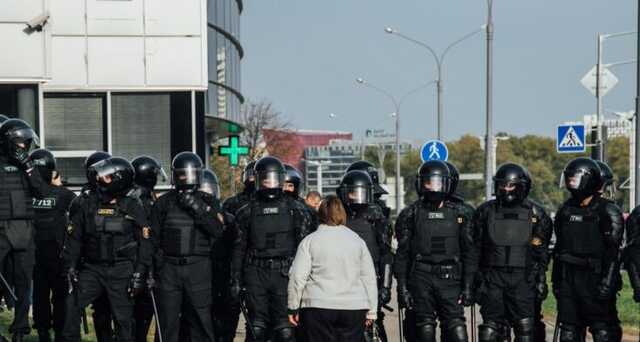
[244,182,256,193]
[422,191,446,205]
[35,166,53,183]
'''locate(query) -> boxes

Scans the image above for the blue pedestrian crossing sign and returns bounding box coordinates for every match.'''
[557,124,585,153]
[421,140,448,162]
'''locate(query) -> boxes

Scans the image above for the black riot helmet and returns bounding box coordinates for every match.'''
[493,163,531,205]
[92,157,135,197]
[171,152,203,191]
[0,115,9,125]
[254,156,285,199]
[347,160,388,197]
[563,157,602,201]
[596,160,615,198]
[200,169,221,199]
[415,160,452,204]
[29,148,56,183]
[0,119,40,164]
[132,156,167,190]
[242,160,257,192]
[85,151,112,189]
[339,170,373,207]
[444,161,460,196]
[284,164,303,197]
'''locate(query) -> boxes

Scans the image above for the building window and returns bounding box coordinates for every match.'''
[111,93,172,184]
[43,94,106,151]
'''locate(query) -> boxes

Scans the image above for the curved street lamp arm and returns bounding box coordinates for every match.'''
[393,31,441,69]
[440,27,484,64]
[360,81,400,112]
[399,80,437,107]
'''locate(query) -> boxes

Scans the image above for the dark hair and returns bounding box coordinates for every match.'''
[318,195,346,226]
[305,191,322,200]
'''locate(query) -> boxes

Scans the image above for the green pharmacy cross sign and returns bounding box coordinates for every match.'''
[219,135,249,166]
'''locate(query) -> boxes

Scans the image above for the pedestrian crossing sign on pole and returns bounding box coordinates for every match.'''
[557,124,586,153]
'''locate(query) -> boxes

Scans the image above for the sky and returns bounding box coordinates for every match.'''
[240,1,637,143]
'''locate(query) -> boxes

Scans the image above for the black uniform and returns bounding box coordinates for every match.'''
[62,192,152,342]
[395,199,475,342]
[472,198,552,341]
[626,207,640,304]
[0,155,46,337]
[553,196,624,341]
[346,203,393,342]
[129,186,156,342]
[153,190,224,342]
[32,183,76,341]
[231,195,315,341]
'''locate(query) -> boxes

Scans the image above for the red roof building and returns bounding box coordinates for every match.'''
[262,129,352,170]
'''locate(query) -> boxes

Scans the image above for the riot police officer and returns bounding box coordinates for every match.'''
[394,160,475,342]
[153,152,224,342]
[0,119,46,341]
[596,161,615,200]
[30,149,77,342]
[346,160,391,219]
[472,163,552,342]
[223,161,256,215]
[284,164,318,229]
[231,156,315,342]
[337,170,393,342]
[62,157,152,342]
[68,151,114,342]
[130,156,166,342]
[202,168,239,342]
[553,157,624,341]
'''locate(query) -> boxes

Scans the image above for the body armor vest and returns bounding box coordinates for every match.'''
[347,213,380,263]
[162,201,211,257]
[0,162,34,220]
[33,193,62,243]
[411,205,460,264]
[558,205,603,258]
[248,200,295,258]
[483,204,532,268]
[85,203,136,263]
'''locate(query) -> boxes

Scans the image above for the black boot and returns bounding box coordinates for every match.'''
[37,330,52,342]
[11,333,23,342]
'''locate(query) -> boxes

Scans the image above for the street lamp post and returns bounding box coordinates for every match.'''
[355,78,436,214]
[385,25,484,141]
[485,0,494,200]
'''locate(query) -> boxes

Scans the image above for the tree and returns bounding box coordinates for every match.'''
[238,99,290,160]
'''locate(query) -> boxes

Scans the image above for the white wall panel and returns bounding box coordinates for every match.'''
[145,0,201,36]
[146,37,202,86]
[0,24,46,78]
[50,0,85,35]
[48,37,86,86]
[0,0,43,21]
[88,37,144,86]
[87,0,143,36]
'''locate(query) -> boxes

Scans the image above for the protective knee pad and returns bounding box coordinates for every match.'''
[479,321,501,342]
[559,324,581,342]
[274,327,295,342]
[590,323,617,342]
[415,323,436,342]
[443,319,468,342]
[513,317,534,341]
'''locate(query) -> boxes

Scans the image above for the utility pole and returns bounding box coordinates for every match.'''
[635,0,640,206]
[484,0,495,200]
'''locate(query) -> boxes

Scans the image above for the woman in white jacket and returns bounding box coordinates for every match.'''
[287,195,378,342]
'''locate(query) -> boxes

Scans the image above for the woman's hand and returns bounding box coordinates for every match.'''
[365,319,374,327]
[288,314,299,327]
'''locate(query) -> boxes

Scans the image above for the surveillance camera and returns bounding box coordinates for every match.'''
[26,13,50,31]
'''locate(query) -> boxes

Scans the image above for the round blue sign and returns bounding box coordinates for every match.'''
[420,140,448,162]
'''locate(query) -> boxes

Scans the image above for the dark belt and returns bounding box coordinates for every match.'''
[163,255,208,265]
[556,253,601,271]
[414,262,459,279]
[86,259,132,267]
[247,257,292,269]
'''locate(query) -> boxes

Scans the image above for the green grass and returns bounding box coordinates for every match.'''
[0,307,97,342]
[541,269,640,334]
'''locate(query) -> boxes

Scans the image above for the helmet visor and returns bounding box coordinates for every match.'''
[157,167,168,183]
[345,186,371,204]
[200,182,220,199]
[257,171,284,190]
[496,179,519,192]
[173,167,202,186]
[7,127,40,148]
[564,170,587,190]
[421,175,446,192]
